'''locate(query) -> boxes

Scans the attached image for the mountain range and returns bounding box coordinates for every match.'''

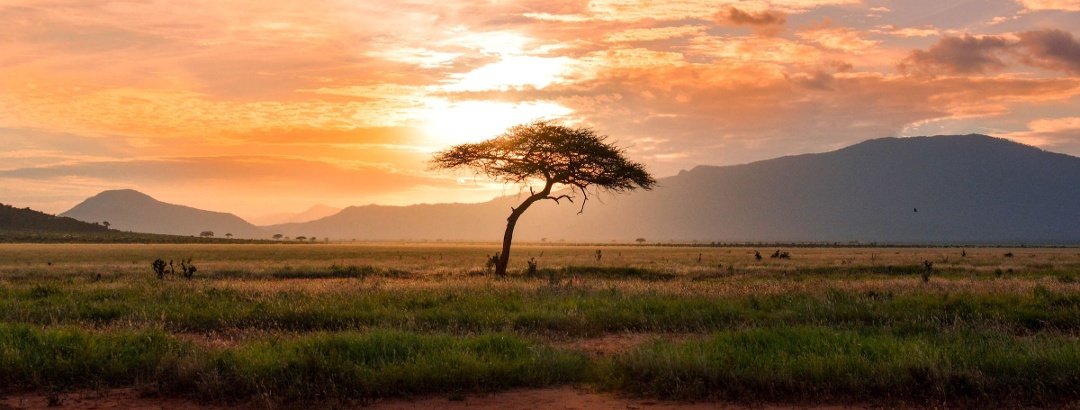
[246,204,342,226]
[60,189,266,238]
[54,135,1080,244]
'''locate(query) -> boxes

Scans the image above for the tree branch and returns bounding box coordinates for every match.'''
[575,184,590,214]
[546,194,573,204]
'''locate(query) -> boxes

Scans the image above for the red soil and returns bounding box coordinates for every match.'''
[1,387,868,410]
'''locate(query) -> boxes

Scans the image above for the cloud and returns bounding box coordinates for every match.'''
[898,34,1012,75]
[484,58,1080,173]
[0,154,454,214]
[604,25,707,42]
[0,85,432,140]
[1003,117,1080,153]
[874,25,941,38]
[526,0,857,23]
[4,0,1080,213]
[683,34,821,64]
[1014,0,1080,11]
[1016,29,1080,74]
[899,29,1080,76]
[797,25,879,53]
[719,7,787,26]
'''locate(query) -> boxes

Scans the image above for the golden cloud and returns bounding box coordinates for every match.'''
[1015,0,1080,11]
[797,26,880,53]
[1004,117,1080,149]
[604,25,708,42]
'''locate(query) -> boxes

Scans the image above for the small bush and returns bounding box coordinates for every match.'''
[485,253,500,272]
[179,258,196,279]
[151,259,167,279]
[526,258,538,276]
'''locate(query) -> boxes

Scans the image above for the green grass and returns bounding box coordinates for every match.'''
[2,243,1080,406]
[595,327,1080,406]
[0,324,585,402]
[4,323,1080,406]
[2,278,1080,337]
[0,324,186,389]
[208,331,584,401]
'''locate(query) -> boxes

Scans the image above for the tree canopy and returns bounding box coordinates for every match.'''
[430,120,656,276]
[430,120,656,211]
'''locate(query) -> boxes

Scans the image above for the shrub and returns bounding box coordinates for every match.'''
[151,259,167,279]
[485,253,500,272]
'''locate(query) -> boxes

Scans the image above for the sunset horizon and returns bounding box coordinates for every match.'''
[3,0,1079,218]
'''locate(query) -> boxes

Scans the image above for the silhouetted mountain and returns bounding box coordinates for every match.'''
[248,204,342,226]
[266,201,512,242]
[270,135,1080,244]
[0,203,109,233]
[60,189,266,238]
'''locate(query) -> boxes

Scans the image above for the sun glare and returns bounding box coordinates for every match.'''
[420,100,573,146]
[442,55,574,92]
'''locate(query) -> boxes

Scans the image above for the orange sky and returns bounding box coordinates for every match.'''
[2,0,1079,219]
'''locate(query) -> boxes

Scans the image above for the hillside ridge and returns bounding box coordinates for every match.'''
[59,135,1080,244]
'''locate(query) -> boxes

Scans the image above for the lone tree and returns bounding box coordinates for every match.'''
[430,120,656,276]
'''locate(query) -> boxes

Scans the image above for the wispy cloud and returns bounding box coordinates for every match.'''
[1015,0,1080,11]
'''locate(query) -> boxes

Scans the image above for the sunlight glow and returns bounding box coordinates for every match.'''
[442,56,575,92]
[420,100,573,146]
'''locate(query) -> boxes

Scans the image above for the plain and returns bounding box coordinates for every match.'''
[1,243,1079,408]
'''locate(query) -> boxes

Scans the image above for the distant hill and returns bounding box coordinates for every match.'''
[248,204,342,226]
[267,135,1080,245]
[60,189,266,238]
[265,201,512,242]
[0,203,109,233]
[0,202,255,243]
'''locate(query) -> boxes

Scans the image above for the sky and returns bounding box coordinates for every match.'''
[2,0,1079,220]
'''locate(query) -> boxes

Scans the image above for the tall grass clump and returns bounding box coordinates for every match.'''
[0,324,189,389]
[209,331,585,401]
[594,326,1080,406]
[0,324,585,403]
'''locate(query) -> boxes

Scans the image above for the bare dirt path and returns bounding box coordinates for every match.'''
[364,387,867,410]
[1,388,226,410]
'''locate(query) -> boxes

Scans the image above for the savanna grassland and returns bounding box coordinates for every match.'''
[2,243,1080,408]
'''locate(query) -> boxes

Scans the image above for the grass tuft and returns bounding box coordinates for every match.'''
[594,327,1080,406]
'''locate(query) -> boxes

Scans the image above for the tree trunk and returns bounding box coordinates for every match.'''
[495,210,522,277]
[494,183,552,277]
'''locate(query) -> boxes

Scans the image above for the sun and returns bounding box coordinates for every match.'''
[416,31,578,147]
[419,99,573,146]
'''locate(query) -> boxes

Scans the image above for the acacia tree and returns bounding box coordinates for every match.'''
[430,120,656,276]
